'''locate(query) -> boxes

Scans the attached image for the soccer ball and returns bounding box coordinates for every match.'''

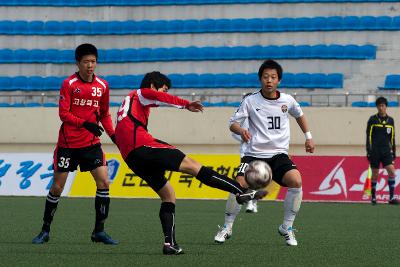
[244,160,272,189]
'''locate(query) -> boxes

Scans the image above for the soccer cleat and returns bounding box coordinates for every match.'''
[163,243,184,255]
[388,199,400,205]
[371,198,377,205]
[278,225,298,246]
[236,189,267,205]
[32,231,50,244]
[214,225,232,244]
[246,200,258,213]
[91,231,119,245]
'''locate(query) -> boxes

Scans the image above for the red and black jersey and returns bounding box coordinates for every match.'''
[115,88,189,159]
[57,73,115,148]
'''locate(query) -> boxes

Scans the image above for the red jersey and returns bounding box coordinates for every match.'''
[57,73,115,148]
[115,88,190,159]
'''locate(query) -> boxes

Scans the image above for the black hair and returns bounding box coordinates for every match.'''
[75,43,98,61]
[375,96,388,107]
[140,71,171,89]
[258,59,283,80]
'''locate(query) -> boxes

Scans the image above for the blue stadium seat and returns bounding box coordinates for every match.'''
[110,102,121,107]
[165,20,183,34]
[121,20,139,34]
[91,21,108,35]
[261,18,278,32]
[198,19,216,32]
[376,16,392,30]
[9,103,25,107]
[0,49,14,63]
[13,49,30,63]
[310,74,327,88]
[150,47,168,61]
[310,44,326,58]
[244,73,258,88]
[388,101,399,107]
[352,101,369,107]
[362,45,376,59]
[326,16,343,30]
[44,49,60,63]
[60,21,76,34]
[343,45,361,59]
[280,45,296,58]
[391,17,400,30]
[121,49,138,62]
[295,73,312,88]
[44,21,62,34]
[183,19,200,33]
[168,74,183,88]
[43,102,58,107]
[326,73,343,88]
[182,74,200,88]
[0,103,11,107]
[44,77,62,90]
[278,18,296,31]
[384,75,400,89]
[295,45,311,58]
[342,16,360,30]
[360,16,376,30]
[28,49,45,63]
[107,21,122,35]
[198,74,215,88]
[0,77,13,90]
[75,20,92,34]
[27,20,44,34]
[214,74,231,88]
[103,49,122,63]
[28,76,45,90]
[0,20,13,34]
[327,45,343,59]
[107,75,123,89]
[298,101,311,107]
[13,20,28,34]
[25,102,42,107]
[295,17,312,31]
[60,50,74,63]
[310,17,327,31]
[137,48,152,61]
[280,73,295,88]
[215,19,231,32]
[11,76,28,90]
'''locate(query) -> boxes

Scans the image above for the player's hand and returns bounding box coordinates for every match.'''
[83,121,104,137]
[305,139,315,153]
[186,101,203,112]
[240,129,252,143]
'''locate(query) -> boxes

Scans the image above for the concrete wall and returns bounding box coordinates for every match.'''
[1,107,398,156]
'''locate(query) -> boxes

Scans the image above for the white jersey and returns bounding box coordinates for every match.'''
[229,91,303,158]
[232,119,249,158]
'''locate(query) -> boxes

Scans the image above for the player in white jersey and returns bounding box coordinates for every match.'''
[214,59,315,246]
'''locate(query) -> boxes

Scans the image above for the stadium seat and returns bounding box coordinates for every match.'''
[280,73,295,88]
[44,77,62,90]
[0,102,11,107]
[13,49,30,63]
[0,49,13,63]
[298,101,311,107]
[44,49,60,63]
[28,76,44,90]
[27,20,44,34]
[11,76,28,90]
[388,101,399,107]
[13,20,28,34]
[295,45,311,59]
[326,16,343,30]
[278,18,296,31]
[326,73,343,88]
[25,102,42,107]
[351,101,369,107]
[43,21,62,34]
[0,77,13,90]
[360,16,376,30]
[75,20,92,34]
[383,75,400,89]
[261,18,278,32]
[0,20,13,34]
[342,16,360,30]
[310,17,327,31]
[376,16,392,30]
[60,21,76,34]
[121,49,138,62]
[296,17,312,31]
[198,74,215,88]
[137,48,152,62]
[43,102,58,107]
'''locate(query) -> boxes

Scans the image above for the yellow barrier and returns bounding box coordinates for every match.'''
[69,153,281,199]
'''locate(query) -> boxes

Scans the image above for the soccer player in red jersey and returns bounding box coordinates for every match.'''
[32,44,118,245]
[114,71,266,255]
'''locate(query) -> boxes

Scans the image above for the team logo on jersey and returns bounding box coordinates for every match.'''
[73,88,81,94]
[59,95,65,101]
[281,105,288,113]
[387,127,392,134]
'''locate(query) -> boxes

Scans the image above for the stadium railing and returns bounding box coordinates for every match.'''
[0,45,377,63]
[0,17,399,35]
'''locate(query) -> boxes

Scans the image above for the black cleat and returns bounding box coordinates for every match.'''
[371,198,377,205]
[236,189,267,205]
[91,231,119,245]
[388,199,400,205]
[32,231,50,244]
[163,243,184,255]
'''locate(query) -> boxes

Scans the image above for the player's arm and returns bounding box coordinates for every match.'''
[366,117,372,158]
[391,118,396,160]
[99,83,116,142]
[58,80,85,127]
[295,115,315,153]
[139,88,203,112]
[229,100,251,143]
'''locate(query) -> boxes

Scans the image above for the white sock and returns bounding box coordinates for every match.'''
[224,193,241,229]
[283,187,302,229]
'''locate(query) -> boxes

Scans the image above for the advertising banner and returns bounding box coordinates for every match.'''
[277,156,400,203]
[69,154,281,200]
[0,153,75,196]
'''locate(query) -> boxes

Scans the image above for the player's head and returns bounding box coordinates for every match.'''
[375,96,388,115]
[258,59,283,81]
[75,44,98,80]
[140,71,171,92]
[258,59,282,96]
[75,43,98,62]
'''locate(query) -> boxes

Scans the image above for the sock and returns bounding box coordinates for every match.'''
[283,187,302,229]
[224,193,242,229]
[94,189,110,233]
[42,192,60,232]
[159,202,176,245]
[388,177,395,200]
[196,166,246,195]
[371,181,377,200]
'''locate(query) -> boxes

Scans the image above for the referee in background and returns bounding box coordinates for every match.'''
[366,96,398,205]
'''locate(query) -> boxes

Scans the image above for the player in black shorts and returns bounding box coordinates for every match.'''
[32,44,118,245]
[366,96,398,205]
[114,71,267,255]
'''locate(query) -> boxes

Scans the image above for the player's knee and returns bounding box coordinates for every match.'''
[51,183,64,195]
[95,179,109,189]
[236,175,248,187]
[179,156,202,176]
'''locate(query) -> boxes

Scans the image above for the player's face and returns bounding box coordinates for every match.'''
[377,103,387,115]
[77,54,97,81]
[155,84,169,93]
[260,68,280,97]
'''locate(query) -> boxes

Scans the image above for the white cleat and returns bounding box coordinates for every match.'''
[278,225,298,246]
[246,200,258,213]
[214,225,232,244]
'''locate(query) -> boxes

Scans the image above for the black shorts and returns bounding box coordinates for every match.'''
[236,153,297,187]
[125,146,186,191]
[53,143,105,172]
[369,150,393,169]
